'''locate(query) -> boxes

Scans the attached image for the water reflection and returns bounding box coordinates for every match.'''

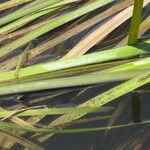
[131,91,141,123]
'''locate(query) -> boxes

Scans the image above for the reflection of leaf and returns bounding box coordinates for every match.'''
[116,125,150,149]
[104,100,128,136]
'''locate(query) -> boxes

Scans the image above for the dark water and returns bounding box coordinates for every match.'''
[0,0,150,150]
[2,84,149,150]
[51,94,149,150]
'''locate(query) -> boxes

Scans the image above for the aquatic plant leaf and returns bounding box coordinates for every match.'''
[0,39,149,83]
[0,106,113,118]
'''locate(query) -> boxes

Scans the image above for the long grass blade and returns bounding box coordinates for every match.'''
[0,69,149,95]
[62,0,149,58]
[0,39,149,82]
[0,106,113,118]
[0,0,114,59]
[0,0,61,26]
[0,0,34,11]
[0,0,79,35]
[0,120,149,134]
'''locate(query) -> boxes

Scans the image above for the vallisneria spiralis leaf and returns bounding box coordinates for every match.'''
[0,0,80,35]
[0,0,133,69]
[0,0,114,59]
[0,106,113,118]
[103,57,150,72]
[0,69,149,95]
[0,0,61,26]
[25,0,133,61]
[0,120,149,134]
[0,0,34,11]
[0,39,149,83]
